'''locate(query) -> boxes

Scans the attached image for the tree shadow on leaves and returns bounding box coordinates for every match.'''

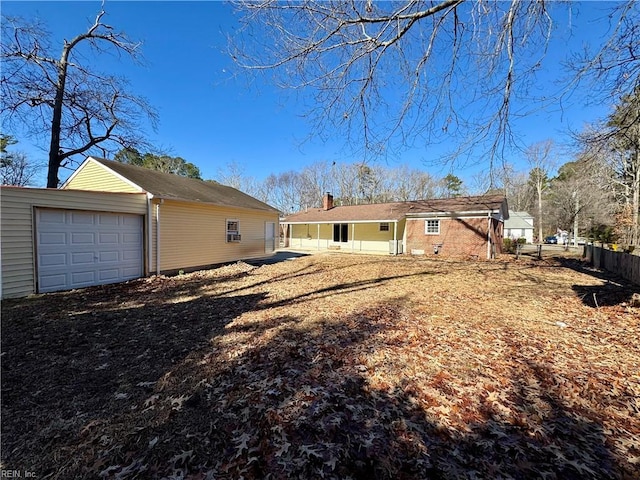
[22,299,628,479]
[2,271,636,479]
[1,290,267,477]
[551,256,640,307]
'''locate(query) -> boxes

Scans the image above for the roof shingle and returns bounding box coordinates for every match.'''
[283,195,508,223]
[91,157,278,212]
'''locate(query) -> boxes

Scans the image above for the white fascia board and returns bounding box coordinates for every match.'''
[406,209,499,218]
[60,157,91,188]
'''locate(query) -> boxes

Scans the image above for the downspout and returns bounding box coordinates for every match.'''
[146,194,153,276]
[156,199,163,275]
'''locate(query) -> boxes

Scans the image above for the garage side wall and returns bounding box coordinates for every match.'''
[0,187,148,299]
[155,200,279,273]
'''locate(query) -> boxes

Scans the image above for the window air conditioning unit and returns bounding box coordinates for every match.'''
[227,233,242,242]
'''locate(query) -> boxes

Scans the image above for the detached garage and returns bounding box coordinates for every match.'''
[1,187,148,299]
[2,156,280,299]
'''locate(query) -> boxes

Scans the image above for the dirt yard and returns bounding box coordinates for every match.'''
[2,251,639,479]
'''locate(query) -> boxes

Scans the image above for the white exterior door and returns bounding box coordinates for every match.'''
[265,222,276,253]
[36,208,143,293]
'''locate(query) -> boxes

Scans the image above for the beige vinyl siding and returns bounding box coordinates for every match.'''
[0,187,147,299]
[64,159,141,193]
[155,200,279,272]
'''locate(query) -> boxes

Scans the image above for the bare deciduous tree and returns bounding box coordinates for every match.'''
[525,141,556,242]
[229,1,549,163]
[565,1,639,102]
[387,164,437,201]
[1,151,41,186]
[608,89,640,245]
[577,88,640,245]
[229,1,640,175]
[1,7,158,187]
[548,156,614,246]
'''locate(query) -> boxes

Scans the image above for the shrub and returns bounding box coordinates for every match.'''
[503,238,525,254]
[503,238,514,254]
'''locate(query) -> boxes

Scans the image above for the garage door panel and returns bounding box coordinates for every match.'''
[121,216,140,226]
[40,253,67,267]
[37,209,143,293]
[39,273,68,290]
[123,232,142,243]
[71,232,95,244]
[39,232,67,245]
[71,271,96,284]
[98,269,120,281]
[122,266,142,277]
[99,232,119,244]
[99,215,119,226]
[71,251,95,265]
[71,212,95,224]
[122,249,141,261]
[39,210,66,223]
[99,251,119,262]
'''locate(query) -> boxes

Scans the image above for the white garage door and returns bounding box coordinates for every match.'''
[36,208,143,293]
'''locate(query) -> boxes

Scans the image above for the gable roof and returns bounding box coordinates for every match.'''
[504,211,534,229]
[82,157,278,212]
[283,195,508,224]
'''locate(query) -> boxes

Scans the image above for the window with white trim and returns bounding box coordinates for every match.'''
[425,219,440,235]
[226,219,241,242]
[379,222,390,232]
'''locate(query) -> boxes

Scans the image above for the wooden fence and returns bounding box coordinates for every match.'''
[583,245,640,285]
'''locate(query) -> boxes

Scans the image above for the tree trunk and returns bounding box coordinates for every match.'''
[537,185,543,243]
[47,43,71,188]
[573,193,579,247]
[633,149,639,245]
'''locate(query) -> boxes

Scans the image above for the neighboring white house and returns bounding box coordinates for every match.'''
[504,211,534,244]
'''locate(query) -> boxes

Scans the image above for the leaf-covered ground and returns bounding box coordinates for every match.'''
[2,251,639,479]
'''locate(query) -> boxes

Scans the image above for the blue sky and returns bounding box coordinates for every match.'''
[1,1,626,188]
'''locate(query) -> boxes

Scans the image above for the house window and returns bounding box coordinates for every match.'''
[425,219,440,235]
[226,219,241,242]
[333,223,348,243]
[380,222,390,232]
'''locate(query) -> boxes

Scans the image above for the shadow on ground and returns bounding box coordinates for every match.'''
[1,256,637,479]
[552,256,640,307]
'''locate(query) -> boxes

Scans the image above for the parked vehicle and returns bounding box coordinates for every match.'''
[544,235,558,244]
[567,236,588,245]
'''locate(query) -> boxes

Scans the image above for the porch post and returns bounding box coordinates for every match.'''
[487,213,491,260]
[393,221,398,255]
[352,223,355,252]
[317,224,320,250]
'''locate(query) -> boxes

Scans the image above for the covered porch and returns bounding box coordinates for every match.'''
[283,220,405,255]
